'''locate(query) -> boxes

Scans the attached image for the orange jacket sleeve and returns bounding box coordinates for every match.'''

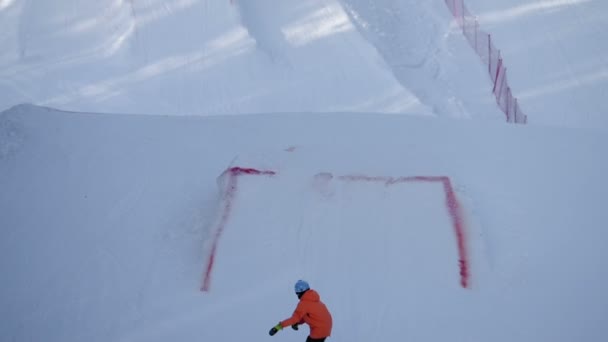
[280,302,307,328]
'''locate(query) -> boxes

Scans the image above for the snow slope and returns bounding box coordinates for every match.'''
[0,0,508,121]
[1,104,607,341]
[465,0,608,128]
[2,1,607,128]
[1,0,608,341]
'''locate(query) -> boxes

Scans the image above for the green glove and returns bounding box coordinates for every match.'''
[269,323,283,336]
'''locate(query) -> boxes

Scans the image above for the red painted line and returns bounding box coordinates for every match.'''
[201,167,276,292]
[202,169,469,291]
[440,177,469,288]
[229,166,276,176]
[337,173,470,288]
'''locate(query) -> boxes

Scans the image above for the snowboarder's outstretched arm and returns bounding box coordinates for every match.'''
[280,303,306,327]
[269,303,305,336]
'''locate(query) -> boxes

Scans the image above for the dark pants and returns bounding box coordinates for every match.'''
[306,337,326,342]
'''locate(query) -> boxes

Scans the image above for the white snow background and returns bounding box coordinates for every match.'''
[1,1,608,341]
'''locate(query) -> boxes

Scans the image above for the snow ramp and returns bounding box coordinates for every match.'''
[3,106,608,342]
[201,164,473,341]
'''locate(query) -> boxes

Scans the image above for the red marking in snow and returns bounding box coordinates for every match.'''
[201,167,276,292]
[440,177,469,288]
[201,169,469,291]
[337,174,470,288]
[229,166,276,176]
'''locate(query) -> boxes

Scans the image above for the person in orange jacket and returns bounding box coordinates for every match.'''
[269,280,333,342]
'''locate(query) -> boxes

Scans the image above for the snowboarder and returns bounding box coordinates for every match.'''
[268,280,333,342]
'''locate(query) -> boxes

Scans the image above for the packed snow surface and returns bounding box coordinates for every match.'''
[1,0,608,341]
[1,105,607,341]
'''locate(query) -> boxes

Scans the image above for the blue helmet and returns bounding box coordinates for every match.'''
[294,280,310,293]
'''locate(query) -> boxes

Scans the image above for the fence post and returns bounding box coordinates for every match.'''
[496,68,507,104]
[506,88,511,122]
[461,0,466,32]
[474,19,478,51]
[488,35,492,75]
[443,0,527,125]
[493,55,502,94]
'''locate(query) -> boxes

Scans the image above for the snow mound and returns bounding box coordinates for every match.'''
[0,105,26,159]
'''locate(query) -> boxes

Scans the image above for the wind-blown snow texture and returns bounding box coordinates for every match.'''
[465,0,608,128]
[2,0,606,128]
[1,0,608,341]
[0,0,522,122]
